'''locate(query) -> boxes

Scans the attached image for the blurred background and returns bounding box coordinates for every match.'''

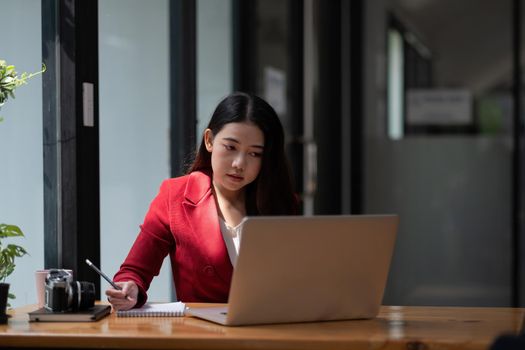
[1,0,524,308]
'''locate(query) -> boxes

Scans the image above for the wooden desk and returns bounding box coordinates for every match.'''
[1,304,523,350]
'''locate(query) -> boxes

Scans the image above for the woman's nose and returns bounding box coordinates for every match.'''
[232,154,246,170]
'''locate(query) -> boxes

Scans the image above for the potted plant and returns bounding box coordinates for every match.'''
[0,225,27,323]
[0,59,44,323]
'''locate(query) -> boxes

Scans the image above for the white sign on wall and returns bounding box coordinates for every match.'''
[407,89,472,125]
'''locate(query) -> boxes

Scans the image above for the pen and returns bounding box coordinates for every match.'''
[85,259,122,290]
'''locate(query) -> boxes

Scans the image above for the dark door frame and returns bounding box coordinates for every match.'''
[512,0,524,307]
[170,0,197,177]
[42,0,101,297]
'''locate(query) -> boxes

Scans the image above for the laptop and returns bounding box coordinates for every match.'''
[186,215,398,326]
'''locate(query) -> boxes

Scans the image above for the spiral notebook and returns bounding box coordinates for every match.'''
[116,302,186,317]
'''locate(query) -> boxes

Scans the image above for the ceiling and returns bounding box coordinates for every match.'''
[389,0,522,94]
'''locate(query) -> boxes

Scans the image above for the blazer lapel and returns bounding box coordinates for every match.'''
[182,171,233,284]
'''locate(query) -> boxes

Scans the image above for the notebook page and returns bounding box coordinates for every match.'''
[116,302,186,317]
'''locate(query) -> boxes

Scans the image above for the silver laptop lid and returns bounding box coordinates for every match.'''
[225,215,398,325]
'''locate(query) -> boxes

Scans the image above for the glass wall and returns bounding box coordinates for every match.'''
[367,0,513,306]
[254,0,293,132]
[249,0,304,206]
[197,0,232,141]
[0,0,44,308]
[99,0,172,301]
[99,0,233,301]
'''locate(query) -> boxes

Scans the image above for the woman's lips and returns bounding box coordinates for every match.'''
[227,174,244,182]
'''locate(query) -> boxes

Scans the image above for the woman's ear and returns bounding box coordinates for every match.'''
[204,129,214,152]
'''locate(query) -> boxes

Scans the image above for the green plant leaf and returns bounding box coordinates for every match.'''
[0,224,24,238]
[0,59,46,119]
[0,223,28,287]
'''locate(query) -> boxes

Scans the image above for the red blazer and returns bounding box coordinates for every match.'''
[114,171,233,306]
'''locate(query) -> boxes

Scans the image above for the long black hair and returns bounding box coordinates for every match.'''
[188,92,297,215]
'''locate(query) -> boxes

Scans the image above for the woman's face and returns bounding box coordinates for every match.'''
[205,122,264,196]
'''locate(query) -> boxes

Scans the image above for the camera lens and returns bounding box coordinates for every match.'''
[44,269,96,312]
[70,281,95,310]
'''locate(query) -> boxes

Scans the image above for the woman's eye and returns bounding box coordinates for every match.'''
[249,152,262,158]
[223,144,235,151]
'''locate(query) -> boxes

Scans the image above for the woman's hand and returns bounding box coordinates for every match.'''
[105,281,138,311]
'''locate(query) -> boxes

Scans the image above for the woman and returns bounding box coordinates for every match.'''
[106,92,297,310]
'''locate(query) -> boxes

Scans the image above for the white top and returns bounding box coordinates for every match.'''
[219,217,247,267]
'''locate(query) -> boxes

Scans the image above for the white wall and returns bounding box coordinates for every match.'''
[0,0,44,308]
[99,0,172,301]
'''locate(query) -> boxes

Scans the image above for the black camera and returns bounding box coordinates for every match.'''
[44,269,95,312]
